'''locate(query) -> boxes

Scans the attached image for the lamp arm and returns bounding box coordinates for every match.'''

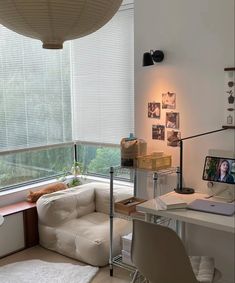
[175,127,230,194]
[179,128,228,142]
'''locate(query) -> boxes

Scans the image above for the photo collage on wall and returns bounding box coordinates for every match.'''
[148,92,181,147]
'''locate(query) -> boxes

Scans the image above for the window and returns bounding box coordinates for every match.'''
[76,143,132,180]
[71,2,134,144]
[0,26,73,191]
[0,145,74,190]
[0,27,72,151]
[0,2,134,190]
[72,2,134,179]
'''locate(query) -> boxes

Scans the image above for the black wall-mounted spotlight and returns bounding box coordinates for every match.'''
[143,50,164,67]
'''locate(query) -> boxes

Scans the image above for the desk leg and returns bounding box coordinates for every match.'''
[176,220,185,242]
[145,213,152,222]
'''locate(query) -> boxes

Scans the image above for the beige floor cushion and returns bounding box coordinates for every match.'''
[39,212,131,266]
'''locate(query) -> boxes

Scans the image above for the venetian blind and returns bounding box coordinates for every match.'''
[71,3,134,144]
[0,26,72,152]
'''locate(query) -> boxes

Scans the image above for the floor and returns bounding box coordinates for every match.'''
[0,246,130,283]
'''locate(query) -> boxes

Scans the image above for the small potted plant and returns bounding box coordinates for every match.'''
[67,161,84,187]
[71,161,82,177]
[58,162,84,188]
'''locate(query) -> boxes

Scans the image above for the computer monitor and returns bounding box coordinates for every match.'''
[202,156,235,184]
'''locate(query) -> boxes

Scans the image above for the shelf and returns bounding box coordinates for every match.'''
[109,165,176,277]
[112,254,136,272]
[112,255,146,281]
[114,211,145,221]
[0,201,36,217]
[0,201,39,249]
[112,166,177,175]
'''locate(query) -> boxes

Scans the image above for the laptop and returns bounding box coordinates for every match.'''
[188,199,235,216]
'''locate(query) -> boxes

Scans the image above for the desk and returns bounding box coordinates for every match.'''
[136,192,235,234]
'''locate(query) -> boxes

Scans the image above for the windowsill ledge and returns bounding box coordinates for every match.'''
[0,179,57,198]
[0,175,133,207]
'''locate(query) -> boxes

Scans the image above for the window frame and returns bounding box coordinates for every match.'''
[0,142,74,192]
[0,141,133,192]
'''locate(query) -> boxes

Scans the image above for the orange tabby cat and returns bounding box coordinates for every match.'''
[27,182,67,203]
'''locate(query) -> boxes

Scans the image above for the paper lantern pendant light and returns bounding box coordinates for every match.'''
[0,0,123,49]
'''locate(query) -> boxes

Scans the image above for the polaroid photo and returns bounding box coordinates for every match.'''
[166,112,179,129]
[148,102,161,118]
[167,130,181,147]
[162,92,176,109]
[152,125,165,140]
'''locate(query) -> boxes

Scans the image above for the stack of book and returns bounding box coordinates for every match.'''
[121,233,134,266]
[156,193,187,210]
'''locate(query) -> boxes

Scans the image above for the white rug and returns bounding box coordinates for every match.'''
[0,259,99,283]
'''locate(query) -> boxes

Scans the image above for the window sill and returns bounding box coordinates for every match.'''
[0,176,133,207]
[0,179,56,197]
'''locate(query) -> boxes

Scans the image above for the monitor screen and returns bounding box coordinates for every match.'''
[203,156,235,184]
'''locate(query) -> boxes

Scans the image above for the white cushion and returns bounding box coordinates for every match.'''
[190,256,215,283]
[94,182,133,214]
[37,186,95,226]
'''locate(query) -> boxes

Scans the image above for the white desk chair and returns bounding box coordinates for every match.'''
[131,219,221,283]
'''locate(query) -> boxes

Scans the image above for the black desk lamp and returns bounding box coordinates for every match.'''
[174,127,232,194]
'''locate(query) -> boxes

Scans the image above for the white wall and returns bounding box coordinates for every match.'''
[134,0,234,282]
[135,0,234,192]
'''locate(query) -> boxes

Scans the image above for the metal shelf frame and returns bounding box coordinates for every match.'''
[112,254,136,272]
[109,166,177,277]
